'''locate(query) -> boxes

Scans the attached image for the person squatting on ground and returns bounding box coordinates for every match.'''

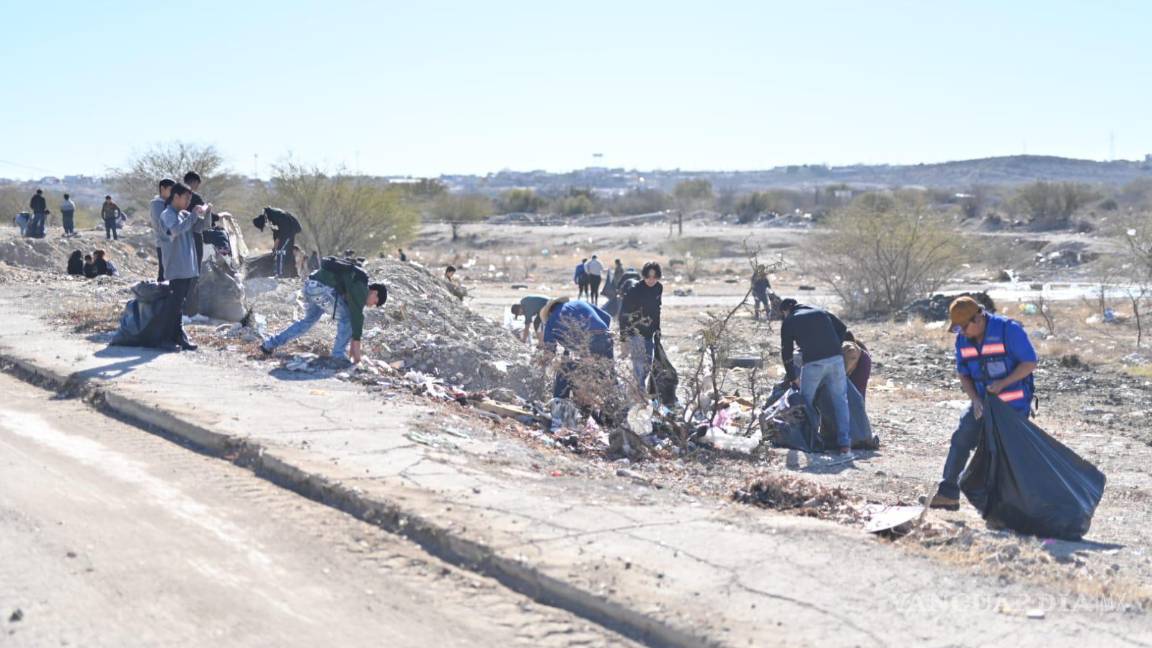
[66,250,84,276]
[60,193,76,236]
[779,298,854,459]
[150,178,176,282]
[92,249,117,276]
[510,294,550,343]
[619,261,663,396]
[842,331,872,400]
[259,258,387,365]
[156,183,203,351]
[82,254,96,278]
[929,296,1038,510]
[101,195,122,240]
[538,297,614,401]
[574,259,588,300]
[584,255,604,306]
[253,206,303,277]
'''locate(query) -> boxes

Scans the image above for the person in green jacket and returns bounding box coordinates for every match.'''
[259,261,387,364]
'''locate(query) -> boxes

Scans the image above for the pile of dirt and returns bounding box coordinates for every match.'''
[242,260,540,399]
[0,229,158,277]
[365,260,539,398]
[897,291,997,322]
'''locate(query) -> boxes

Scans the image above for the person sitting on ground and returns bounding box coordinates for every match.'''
[91,249,117,276]
[82,254,97,278]
[510,294,550,342]
[574,259,588,300]
[398,248,408,262]
[620,261,663,394]
[929,296,1038,511]
[259,257,387,365]
[444,265,457,282]
[66,250,84,276]
[779,297,854,460]
[538,296,615,403]
[842,331,872,400]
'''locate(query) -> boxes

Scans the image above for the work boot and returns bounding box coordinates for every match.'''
[928,492,960,511]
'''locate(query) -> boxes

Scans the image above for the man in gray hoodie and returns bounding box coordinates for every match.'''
[149,179,176,282]
[155,183,204,351]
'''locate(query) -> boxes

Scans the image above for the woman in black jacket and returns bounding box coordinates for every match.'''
[66,250,84,276]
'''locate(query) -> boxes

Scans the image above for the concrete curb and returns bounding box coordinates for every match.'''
[0,349,716,648]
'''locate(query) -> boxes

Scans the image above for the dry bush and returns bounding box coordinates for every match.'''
[805,193,962,315]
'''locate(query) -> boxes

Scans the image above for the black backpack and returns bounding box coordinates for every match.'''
[320,256,369,289]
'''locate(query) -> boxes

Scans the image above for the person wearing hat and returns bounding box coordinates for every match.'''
[929,295,1038,510]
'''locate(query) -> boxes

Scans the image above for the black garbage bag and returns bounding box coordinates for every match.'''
[760,380,878,452]
[759,386,821,451]
[110,282,172,348]
[960,397,1106,540]
[647,333,678,406]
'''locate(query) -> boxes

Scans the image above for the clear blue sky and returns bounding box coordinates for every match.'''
[1,0,1148,179]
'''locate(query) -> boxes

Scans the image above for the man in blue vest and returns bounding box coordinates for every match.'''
[930,296,1038,510]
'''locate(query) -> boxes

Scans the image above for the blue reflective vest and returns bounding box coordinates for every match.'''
[955,314,1037,413]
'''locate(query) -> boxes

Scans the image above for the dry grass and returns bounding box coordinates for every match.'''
[58,304,122,334]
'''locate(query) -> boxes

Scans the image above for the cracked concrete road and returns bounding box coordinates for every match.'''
[0,374,633,648]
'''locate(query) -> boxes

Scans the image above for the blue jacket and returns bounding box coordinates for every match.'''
[573,264,587,283]
[955,314,1037,413]
[543,300,612,355]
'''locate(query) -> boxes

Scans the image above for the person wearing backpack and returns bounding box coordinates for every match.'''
[258,257,387,364]
[929,296,1038,511]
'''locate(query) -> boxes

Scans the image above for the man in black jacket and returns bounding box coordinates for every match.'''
[779,298,853,459]
[620,261,663,394]
[29,189,48,236]
[254,206,303,277]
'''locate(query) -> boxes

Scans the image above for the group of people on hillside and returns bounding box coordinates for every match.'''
[66,249,117,278]
[18,189,125,239]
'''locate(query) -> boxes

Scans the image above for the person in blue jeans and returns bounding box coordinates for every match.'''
[260,261,387,364]
[930,296,1037,510]
[779,298,853,459]
[538,297,614,400]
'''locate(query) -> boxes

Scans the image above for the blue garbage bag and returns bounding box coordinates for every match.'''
[961,397,1106,540]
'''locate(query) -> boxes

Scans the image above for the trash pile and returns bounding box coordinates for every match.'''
[1034,241,1098,268]
[732,475,862,523]
[358,259,539,398]
[898,291,996,322]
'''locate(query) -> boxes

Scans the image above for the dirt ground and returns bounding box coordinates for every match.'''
[5,218,1151,620]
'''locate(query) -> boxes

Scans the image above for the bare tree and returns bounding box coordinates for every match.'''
[1011,181,1099,231]
[270,161,419,256]
[108,142,239,210]
[805,192,962,316]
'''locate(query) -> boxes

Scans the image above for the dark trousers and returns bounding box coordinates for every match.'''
[156,247,165,282]
[577,277,588,299]
[62,210,75,234]
[939,404,1029,498]
[553,334,615,398]
[192,232,205,267]
[104,219,118,240]
[587,275,601,305]
[155,277,194,346]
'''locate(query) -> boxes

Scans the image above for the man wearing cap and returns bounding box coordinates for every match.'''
[930,296,1038,510]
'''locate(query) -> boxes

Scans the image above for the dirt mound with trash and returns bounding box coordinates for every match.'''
[243,259,540,399]
[0,229,159,277]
